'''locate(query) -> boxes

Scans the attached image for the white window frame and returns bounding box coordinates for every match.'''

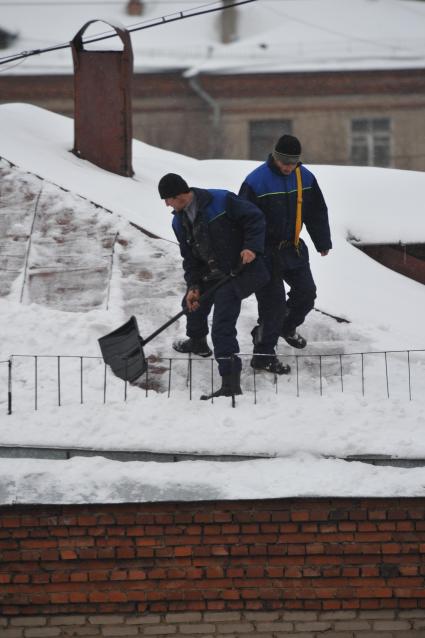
[350,117,392,167]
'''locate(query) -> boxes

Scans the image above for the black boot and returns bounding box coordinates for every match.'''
[251,324,264,346]
[200,371,242,400]
[251,355,290,375]
[281,329,307,349]
[173,337,212,357]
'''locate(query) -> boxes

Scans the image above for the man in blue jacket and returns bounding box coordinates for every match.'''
[239,135,332,374]
[158,173,269,399]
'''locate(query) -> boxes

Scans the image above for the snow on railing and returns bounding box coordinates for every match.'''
[2,349,425,414]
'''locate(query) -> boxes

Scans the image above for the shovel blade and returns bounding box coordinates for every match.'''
[98,316,147,382]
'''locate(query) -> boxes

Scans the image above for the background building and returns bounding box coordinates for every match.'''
[1,0,425,168]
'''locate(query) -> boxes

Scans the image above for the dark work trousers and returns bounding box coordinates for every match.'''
[253,277,286,359]
[254,262,316,357]
[184,280,242,377]
[282,263,317,335]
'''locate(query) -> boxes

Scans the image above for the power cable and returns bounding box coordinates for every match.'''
[0,0,257,66]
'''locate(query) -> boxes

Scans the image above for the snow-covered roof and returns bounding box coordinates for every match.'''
[1,103,424,247]
[185,0,425,76]
[1,0,425,76]
[1,103,425,504]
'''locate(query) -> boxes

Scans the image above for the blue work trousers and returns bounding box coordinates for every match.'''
[254,262,317,356]
[184,281,242,377]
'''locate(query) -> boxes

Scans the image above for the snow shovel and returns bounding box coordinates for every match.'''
[98,268,242,383]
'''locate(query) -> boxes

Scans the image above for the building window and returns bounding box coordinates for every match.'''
[249,120,292,160]
[350,118,391,167]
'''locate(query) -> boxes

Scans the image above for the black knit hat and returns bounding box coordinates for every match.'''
[158,173,190,199]
[273,135,301,164]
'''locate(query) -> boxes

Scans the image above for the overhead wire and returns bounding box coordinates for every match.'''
[260,3,421,56]
[0,0,281,3]
[0,0,257,66]
[0,58,28,73]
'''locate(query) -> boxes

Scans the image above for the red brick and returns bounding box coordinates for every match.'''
[280,523,298,532]
[77,516,97,526]
[50,592,69,603]
[361,566,379,577]
[174,547,192,557]
[118,548,136,559]
[108,591,128,602]
[1,517,20,528]
[128,569,146,580]
[395,588,425,598]
[50,572,69,583]
[222,524,240,534]
[388,509,408,520]
[321,600,340,613]
[271,512,290,522]
[60,550,77,560]
[382,543,402,554]
[154,514,174,524]
[21,539,57,549]
[206,566,224,578]
[291,511,310,522]
[69,571,88,582]
[409,509,425,520]
[115,514,136,525]
[97,514,115,525]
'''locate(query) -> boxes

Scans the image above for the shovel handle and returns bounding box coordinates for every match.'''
[140,308,186,346]
[140,265,243,347]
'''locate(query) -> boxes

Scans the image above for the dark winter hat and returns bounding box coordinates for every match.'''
[272,134,302,164]
[158,173,190,199]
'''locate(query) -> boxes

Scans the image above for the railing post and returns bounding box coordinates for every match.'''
[230,355,236,408]
[34,355,38,411]
[57,355,61,407]
[407,350,412,401]
[8,358,12,415]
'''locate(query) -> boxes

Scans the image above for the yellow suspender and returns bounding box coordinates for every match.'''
[294,165,303,248]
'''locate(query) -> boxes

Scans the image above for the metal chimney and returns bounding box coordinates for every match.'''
[71,20,134,177]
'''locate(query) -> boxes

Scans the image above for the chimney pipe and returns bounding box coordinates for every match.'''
[220,0,238,44]
[126,0,144,17]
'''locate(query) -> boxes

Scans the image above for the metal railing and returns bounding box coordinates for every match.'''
[0,359,12,415]
[2,348,425,414]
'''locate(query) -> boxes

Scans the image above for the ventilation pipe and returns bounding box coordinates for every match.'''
[220,0,238,43]
[126,0,144,17]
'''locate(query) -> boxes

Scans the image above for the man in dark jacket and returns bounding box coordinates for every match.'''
[158,173,269,399]
[239,135,332,374]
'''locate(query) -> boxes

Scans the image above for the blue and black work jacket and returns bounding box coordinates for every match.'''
[171,187,269,299]
[239,156,332,268]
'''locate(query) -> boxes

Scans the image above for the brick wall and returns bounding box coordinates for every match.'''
[1,498,425,621]
[2,69,425,102]
[2,609,425,637]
